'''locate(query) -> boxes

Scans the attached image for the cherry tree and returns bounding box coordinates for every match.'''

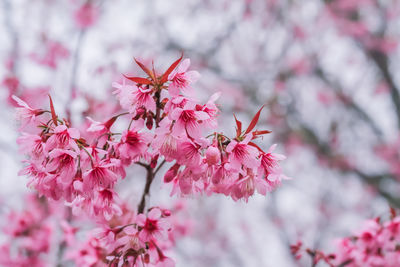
[1,0,400,266]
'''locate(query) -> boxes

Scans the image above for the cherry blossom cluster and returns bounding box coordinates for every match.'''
[15,56,287,215]
[0,194,54,267]
[15,93,125,221]
[13,56,287,265]
[0,192,189,267]
[292,211,400,266]
[67,207,179,267]
[113,57,288,201]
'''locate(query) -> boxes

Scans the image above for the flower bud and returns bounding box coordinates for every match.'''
[146,114,153,130]
[163,209,171,217]
[150,154,159,169]
[164,163,180,183]
[205,146,220,165]
[134,107,146,119]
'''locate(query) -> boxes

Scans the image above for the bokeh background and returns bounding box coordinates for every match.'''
[1,0,400,266]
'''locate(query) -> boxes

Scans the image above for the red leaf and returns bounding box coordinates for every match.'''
[253,130,271,135]
[252,130,272,139]
[245,105,264,135]
[390,207,396,219]
[123,75,152,85]
[248,142,265,153]
[134,58,154,80]
[233,113,242,138]
[104,116,118,129]
[160,53,183,84]
[48,95,58,126]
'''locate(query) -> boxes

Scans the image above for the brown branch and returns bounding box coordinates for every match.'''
[137,164,154,214]
[367,49,400,129]
[314,65,383,138]
[297,121,400,208]
[137,85,164,214]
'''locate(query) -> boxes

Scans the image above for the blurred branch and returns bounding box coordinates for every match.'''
[2,0,19,73]
[314,64,383,139]
[296,120,400,208]
[366,49,400,129]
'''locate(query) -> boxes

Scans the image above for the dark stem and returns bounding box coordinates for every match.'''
[367,49,400,129]
[154,159,166,175]
[155,90,161,127]
[138,165,154,214]
[137,87,164,213]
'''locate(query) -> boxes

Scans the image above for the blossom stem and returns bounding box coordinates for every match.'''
[154,159,166,175]
[155,90,161,127]
[138,164,154,214]
[135,162,148,168]
[127,118,134,130]
[136,87,164,214]
[79,145,94,165]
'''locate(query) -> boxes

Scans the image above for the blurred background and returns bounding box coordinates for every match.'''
[1,0,400,266]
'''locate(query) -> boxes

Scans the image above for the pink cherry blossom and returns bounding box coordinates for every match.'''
[12,95,44,128]
[46,148,77,184]
[12,56,288,266]
[93,189,123,221]
[118,128,151,161]
[258,144,287,182]
[168,59,200,96]
[74,3,99,29]
[226,134,260,170]
[83,160,119,192]
[137,208,169,242]
[46,125,80,152]
[170,101,210,139]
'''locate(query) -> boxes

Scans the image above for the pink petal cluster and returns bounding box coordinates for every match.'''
[15,103,124,221]
[66,206,189,267]
[293,214,400,267]
[333,216,400,267]
[14,56,288,265]
[0,195,54,267]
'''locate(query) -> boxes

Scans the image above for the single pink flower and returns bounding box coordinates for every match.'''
[83,161,118,192]
[46,149,77,184]
[92,189,122,220]
[118,129,150,160]
[137,208,168,243]
[12,95,44,128]
[170,101,210,139]
[229,170,267,202]
[17,133,45,160]
[46,125,80,152]
[133,86,156,112]
[258,144,287,182]
[177,141,202,167]
[153,118,180,161]
[226,134,260,170]
[168,59,200,97]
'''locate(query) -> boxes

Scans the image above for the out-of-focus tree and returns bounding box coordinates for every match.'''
[1,0,400,266]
